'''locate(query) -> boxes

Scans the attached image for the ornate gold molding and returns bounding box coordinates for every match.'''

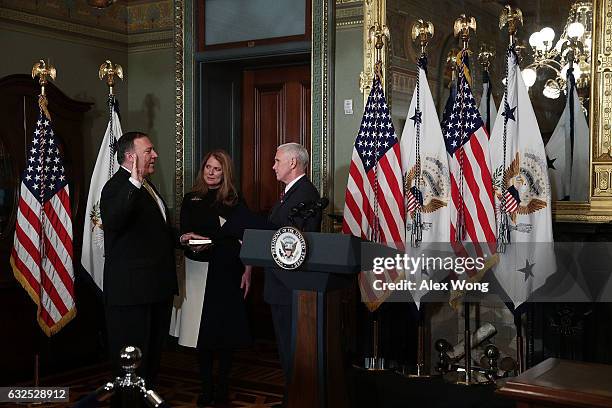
[0,7,173,50]
[312,0,335,231]
[174,0,185,226]
[360,0,387,104]
[594,164,612,196]
[336,1,363,28]
[553,0,612,222]
[0,7,126,43]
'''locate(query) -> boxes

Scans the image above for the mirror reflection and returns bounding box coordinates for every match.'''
[386,0,593,201]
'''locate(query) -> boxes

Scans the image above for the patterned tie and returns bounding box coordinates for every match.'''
[142,179,158,202]
[280,189,285,203]
[142,179,166,220]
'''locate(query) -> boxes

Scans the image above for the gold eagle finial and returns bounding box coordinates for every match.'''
[454,15,477,50]
[98,60,124,94]
[411,19,434,54]
[31,59,56,94]
[477,44,496,71]
[499,5,523,40]
[31,59,56,119]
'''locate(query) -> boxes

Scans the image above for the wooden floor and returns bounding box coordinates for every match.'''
[19,343,284,407]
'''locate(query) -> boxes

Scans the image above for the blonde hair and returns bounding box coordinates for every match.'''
[192,149,238,206]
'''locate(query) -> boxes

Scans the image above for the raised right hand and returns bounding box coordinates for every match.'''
[131,153,143,183]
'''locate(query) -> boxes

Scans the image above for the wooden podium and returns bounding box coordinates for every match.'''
[240,229,361,408]
[497,358,612,408]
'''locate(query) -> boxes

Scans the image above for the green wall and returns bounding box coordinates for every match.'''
[126,48,176,209]
[333,26,364,213]
[0,27,127,184]
[0,24,176,212]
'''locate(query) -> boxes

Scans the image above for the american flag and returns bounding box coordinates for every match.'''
[406,186,422,214]
[10,109,76,336]
[504,186,520,213]
[342,75,405,311]
[442,52,496,261]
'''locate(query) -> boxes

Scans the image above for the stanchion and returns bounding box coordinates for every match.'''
[73,346,168,408]
[364,312,386,370]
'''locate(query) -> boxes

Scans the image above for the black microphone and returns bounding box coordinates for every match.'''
[291,202,307,215]
[315,197,329,210]
[305,197,329,217]
[289,202,307,227]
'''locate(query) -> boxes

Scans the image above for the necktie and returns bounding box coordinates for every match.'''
[143,179,166,220]
[142,179,157,201]
[280,190,285,203]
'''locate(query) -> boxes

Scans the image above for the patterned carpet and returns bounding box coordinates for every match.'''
[15,343,284,407]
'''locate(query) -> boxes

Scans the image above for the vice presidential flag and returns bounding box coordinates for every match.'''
[81,98,122,290]
[11,108,76,336]
[545,68,589,201]
[490,48,556,308]
[343,74,405,311]
[400,56,451,308]
[478,70,498,133]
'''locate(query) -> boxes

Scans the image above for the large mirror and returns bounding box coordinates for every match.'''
[329,0,612,224]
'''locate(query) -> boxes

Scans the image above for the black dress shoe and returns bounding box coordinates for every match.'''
[215,382,229,404]
[197,392,213,407]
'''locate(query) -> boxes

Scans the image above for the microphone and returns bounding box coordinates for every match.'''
[305,197,329,217]
[289,202,307,227]
[290,202,307,216]
[315,197,329,210]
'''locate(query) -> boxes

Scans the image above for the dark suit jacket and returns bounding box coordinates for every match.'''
[100,167,178,306]
[265,175,321,305]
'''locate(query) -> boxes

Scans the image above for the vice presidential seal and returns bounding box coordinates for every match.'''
[271,226,307,270]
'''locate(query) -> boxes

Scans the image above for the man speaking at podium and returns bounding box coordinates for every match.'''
[268,142,322,382]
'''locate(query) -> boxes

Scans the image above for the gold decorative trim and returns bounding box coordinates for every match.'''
[0,8,126,43]
[337,19,364,28]
[336,3,364,28]
[128,30,174,44]
[128,41,174,53]
[391,70,416,93]
[174,0,185,226]
[594,164,612,196]
[360,0,387,104]
[0,7,173,50]
[553,0,612,221]
[0,18,126,51]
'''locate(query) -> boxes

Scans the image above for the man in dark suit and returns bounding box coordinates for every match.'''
[101,131,199,385]
[267,142,322,382]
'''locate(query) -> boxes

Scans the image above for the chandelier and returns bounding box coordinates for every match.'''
[87,0,117,8]
[522,1,592,100]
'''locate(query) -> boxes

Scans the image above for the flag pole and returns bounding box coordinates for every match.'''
[99,59,124,177]
[499,5,527,372]
[477,45,496,133]
[453,15,478,386]
[29,58,57,404]
[364,20,389,371]
[497,6,524,254]
[404,19,434,379]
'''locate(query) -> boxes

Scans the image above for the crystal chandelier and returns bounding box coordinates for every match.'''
[522,1,592,100]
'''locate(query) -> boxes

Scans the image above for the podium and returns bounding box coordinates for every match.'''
[240,229,361,408]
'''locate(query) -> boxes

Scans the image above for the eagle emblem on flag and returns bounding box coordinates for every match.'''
[493,151,549,224]
[403,156,449,218]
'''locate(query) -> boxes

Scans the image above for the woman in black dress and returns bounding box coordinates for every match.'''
[180,150,253,406]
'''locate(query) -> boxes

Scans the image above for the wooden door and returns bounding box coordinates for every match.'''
[242,65,311,213]
[241,64,310,339]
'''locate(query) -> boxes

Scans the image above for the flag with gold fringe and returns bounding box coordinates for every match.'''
[11,95,76,336]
